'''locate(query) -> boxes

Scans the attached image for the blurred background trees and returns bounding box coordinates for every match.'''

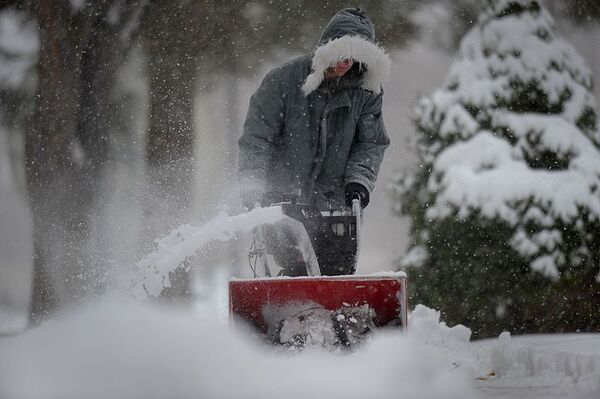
[17,0,144,320]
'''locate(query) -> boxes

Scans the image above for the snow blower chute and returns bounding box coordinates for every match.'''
[229,197,407,347]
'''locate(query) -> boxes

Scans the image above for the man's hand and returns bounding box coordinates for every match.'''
[345,182,369,208]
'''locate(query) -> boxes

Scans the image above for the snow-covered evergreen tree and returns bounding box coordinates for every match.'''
[393,0,600,337]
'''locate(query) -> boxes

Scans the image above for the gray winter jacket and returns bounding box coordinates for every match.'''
[238,8,391,209]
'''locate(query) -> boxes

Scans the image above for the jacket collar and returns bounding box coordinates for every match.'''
[324,90,351,112]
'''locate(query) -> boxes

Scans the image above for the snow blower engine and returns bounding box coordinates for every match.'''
[229,196,407,348]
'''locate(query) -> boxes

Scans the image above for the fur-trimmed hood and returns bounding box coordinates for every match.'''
[302,8,391,95]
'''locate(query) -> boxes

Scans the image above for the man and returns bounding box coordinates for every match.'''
[238,8,390,275]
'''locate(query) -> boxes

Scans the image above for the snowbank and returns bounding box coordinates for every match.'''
[0,301,473,399]
[479,332,600,396]
[410,305,600,398]
[1,301,598,398]
[410,305,474,369]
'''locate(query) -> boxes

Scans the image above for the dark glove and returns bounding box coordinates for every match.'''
[345,182,369,208]
[241,189,263,211]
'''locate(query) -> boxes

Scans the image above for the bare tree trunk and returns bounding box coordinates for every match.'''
[27,0,143,322]
[26,0,83,321]
[144,1,199,229]
[142,1,203,299]
[223,76,243,276]
[146,47,195,225]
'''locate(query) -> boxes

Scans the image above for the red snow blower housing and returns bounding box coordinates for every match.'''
[229,197,407,347]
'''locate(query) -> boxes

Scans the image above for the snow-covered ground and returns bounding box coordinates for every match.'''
[474,333,600,398]
[0,301,598,399]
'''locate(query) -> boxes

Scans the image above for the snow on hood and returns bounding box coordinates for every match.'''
[302,8,391,95]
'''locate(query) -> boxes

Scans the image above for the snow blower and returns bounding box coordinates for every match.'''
[229,197,407,348]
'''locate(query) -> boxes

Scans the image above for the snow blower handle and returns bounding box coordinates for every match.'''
[352,197,362,257]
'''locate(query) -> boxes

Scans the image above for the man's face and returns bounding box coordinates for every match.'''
[325,59,355,79]
[334,58,354,76]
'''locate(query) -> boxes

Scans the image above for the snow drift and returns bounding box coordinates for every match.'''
[1,301,599,398]
[0,302,473,399]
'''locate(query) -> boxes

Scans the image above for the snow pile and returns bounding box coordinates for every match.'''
[479,332,600,396]
[0,301,473,399]
[410,305,475,371]
[408,305,600,397]
[126,207,285,299]
[405,305,600,397]
[2,299,599,398]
